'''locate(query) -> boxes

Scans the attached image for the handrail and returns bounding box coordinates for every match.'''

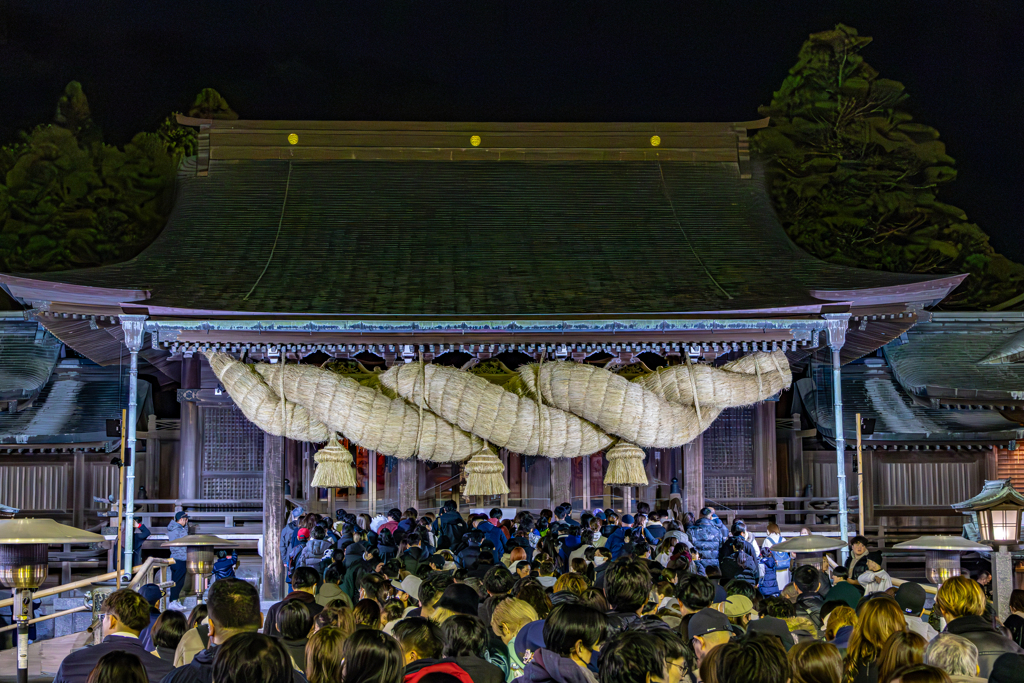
[421,474,463,496]
[0,558,175,608]
[0,606,89,634]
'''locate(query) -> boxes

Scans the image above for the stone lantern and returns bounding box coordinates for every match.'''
[952,479,1024,620]
[163,534,234,604]
[0,518,104,683]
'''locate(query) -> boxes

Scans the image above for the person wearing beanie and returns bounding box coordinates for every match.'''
[285,526,310,591]
[857,551,893,595]
[136,583,164,651]
[988,652,1024,683]
[432,583,481,621]
[605,514,634,560]
[896,582,939,641]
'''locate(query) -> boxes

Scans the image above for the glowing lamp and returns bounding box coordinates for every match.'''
[287,133,298,145]
[0,519,104,683]
[470,135,481,147]
[952,479,1024,547]
[650,135,661,147]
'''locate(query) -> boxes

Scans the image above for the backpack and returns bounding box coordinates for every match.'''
[763,535,790,570]
[440,515,468,549]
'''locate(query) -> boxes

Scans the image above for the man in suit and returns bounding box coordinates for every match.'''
[53,589,174,683]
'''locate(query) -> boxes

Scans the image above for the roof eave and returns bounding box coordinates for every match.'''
[0,274,149,308]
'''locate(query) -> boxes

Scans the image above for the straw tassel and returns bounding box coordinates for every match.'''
[604,441,648,486]
[310,434,357,488]
[463,444,510,496]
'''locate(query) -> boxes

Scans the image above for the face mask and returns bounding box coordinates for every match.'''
[592,531,602,543]
[594,556,607,567]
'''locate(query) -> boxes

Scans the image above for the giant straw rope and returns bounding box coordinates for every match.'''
[205,349,791,492]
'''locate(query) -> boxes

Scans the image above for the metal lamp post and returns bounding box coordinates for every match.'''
[952,479,1024,621]
[162,535,233,604]
[892,536,991,585]
[769,534,847,575]
[0,519,104,683]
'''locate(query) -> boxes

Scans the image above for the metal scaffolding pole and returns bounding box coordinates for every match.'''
[824,313,850,562]
[119,314,148,578]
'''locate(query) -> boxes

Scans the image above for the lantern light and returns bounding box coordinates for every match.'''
[163,534,235,604]
[952,479,1024,547]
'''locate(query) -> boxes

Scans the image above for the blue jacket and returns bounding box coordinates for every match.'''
[605,526,631,560]
[689,517,728,569]
[55,635,173,683]
[475,521,507,563]
[758,552,780,596]
[212,554,238,580]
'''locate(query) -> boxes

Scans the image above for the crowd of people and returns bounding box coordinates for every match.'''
[51,501,1024,683]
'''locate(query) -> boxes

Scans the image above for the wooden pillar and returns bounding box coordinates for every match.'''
[582,455,592,512]
[368,451,378,516]
[789,412,804,497]
[398,458,418,511]
[862,448,876,530]
[72,450,85,529]
[145,414,160,501]
[987,446,1000,480]
[551,459,572,511]
[178,356,201,500]
[500,450,509,509]
[753,403,778,498]
[642,450,658,509]
[262,434,285,601]
[682,435,704,517]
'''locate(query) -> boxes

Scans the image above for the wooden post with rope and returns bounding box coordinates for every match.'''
[114,408,127,589]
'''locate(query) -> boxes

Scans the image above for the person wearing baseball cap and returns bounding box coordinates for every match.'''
[720,595,757,632]
[896,582,939,641]
[688,607,733,665]
[166,511,191,609]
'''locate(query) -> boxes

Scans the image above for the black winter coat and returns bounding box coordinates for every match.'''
[945,614,1024,679]
[689,517,728,569]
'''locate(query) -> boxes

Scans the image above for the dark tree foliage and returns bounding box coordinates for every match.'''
[158,88,239,160]
[752,24,1024,310]
[0,83,235,274]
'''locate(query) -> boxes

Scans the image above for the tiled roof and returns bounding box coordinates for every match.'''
[7,154,954,317]
[0,360,151,447]
[884,313,1024,404]
[0,320,61,402]
[796,359,1023,446]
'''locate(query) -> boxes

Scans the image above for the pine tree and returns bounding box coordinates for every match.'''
[752,24,1024,309]
[0,83,176,272]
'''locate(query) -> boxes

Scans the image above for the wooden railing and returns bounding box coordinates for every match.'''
[94,498,264,531]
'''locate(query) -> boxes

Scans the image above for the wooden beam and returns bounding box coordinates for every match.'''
[754,403,778,498]
[551,459,572,512]
[398,458,418,512]
[262,434,285,601]
[682,435,704,517]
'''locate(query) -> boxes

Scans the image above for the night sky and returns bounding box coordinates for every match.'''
[2,1,1021,261]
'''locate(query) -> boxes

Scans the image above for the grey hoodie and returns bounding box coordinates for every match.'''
[166,520,189,560]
